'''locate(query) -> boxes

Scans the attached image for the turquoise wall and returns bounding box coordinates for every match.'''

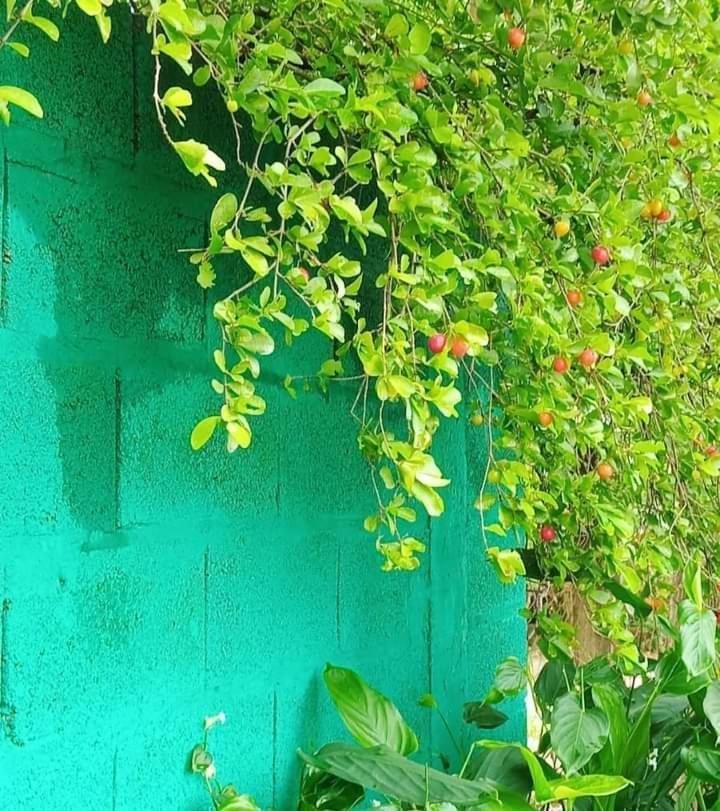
[0,11,525,810]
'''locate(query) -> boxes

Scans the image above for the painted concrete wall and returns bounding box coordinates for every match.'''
[0,11,525,811]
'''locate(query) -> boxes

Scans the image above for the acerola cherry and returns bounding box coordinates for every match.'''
[657,209,672,223]
[645,596,665,612]
[706,445,718,457]
[540,525,556,542]
[591,245,610,265]
[668,133,682,148]
[538,411,554,428]
[579,348,598,369]
[470,412,484,426]
[637,90,652,107]
[428,333,447,354]
[508,27,526,50]
[597,462,614,481]
[552,356,569,374]
[566,289,582,308]
[618,39,634,56]
[450,337,469,358]
[648,199,663,217]
[298,267,310,281]
[554,219,570,238]
[226,99,239,114]
[412,71,429,92]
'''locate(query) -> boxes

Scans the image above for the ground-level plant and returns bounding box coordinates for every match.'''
[189,561,720,810]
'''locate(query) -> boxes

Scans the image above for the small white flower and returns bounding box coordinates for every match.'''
[205,763,216,780]
[648,747,658,771]
[203,711,227,731]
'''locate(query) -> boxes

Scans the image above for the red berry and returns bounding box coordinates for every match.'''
[412,71,429,92]
[538,411,554,428]
[508,27,526,50]
[579,348,599,369]
[450,337,469,358]
[657,209,672,222]
[706,445,718,457]
[540,525,556,542]
[552,356,569,374]
[566,289,582,308]
[298,267,310,281]
[591,245,610,265]
[428,334,447,354]
[597,462,614,481]
[668,133,681,148]
[637,90,653,107]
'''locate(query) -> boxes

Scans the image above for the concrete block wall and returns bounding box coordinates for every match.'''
[0,10,525,810]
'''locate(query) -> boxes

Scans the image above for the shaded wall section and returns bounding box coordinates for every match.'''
[0,10,525,810]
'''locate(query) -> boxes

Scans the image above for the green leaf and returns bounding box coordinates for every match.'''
[681,745,720,785]
[550,693,609,774]
[323,665,419,755]
[0,85,42,119]
[210,193,238,234]
[298,743,497,806]
[546,774,631,801]
[24,13,59,40]
[492,657,527,698]
[8,42,28,57]
[384,13,407,38]
[487,548,525,585]
[227,419,252,449]
[679,600,716,677]
[305,78,346,97]
[190,416,220,450]
[75,0,102,16]
[463,702,509,729]
[409,21,431,54]
[704,681,720,740]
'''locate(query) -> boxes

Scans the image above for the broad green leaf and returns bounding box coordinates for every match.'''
[546,774,631,801]
[190,416,220,450]
[323,665,418,755]
[299,743,497,806]
[491,658,527,700]
[704,681,720,740]
[681,745,720,785]
[550,693,609,774]
[463,702,508,729]
[679,600,716,677]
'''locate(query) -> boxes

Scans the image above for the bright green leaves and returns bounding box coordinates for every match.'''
[210,193,238,235]
[0,85,42,123]
[161,86,192,124]
[323,665,418,756]
[190,416,220,451]
[487,548,526,585]
[679,600,717,678]
[173,140,225,186]
[550,693,610,774]
[408,21,432,55]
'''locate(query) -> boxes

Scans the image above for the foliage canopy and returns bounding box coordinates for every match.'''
[5,0,720,654]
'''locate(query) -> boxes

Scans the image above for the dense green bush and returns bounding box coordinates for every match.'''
[192,563,720,809]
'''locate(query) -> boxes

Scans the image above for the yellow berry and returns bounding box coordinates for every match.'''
[648,199,663,217]
[554,220,571,238]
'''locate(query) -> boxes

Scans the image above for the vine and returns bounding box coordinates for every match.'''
[5,0,720,657]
